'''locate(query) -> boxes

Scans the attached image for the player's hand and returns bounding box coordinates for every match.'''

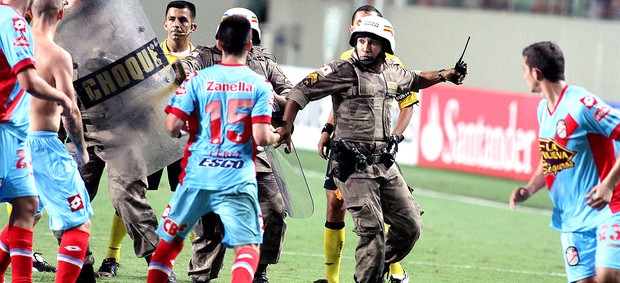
[585,183,614,210]
[59,96,76,117]
[509,186,532,210]
[317,132,331,160]
[274,124,292,154]
[74,149,89,167]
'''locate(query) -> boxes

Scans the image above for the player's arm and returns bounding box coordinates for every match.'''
[56,51,88,166]
[253,123,280,146]
[509,161,546,210]
[17,67,74,115]
[165,113,185,138]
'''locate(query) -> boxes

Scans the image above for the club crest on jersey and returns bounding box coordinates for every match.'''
[68,194,85,212]
[565,246,579,266]
[556,119,567,139]
[580,96,598,109]
[12,18,26,32]
[539,138,576,175]
[12,35,29,47]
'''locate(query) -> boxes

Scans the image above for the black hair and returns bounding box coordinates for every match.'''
[166,1,196,20]
[217,15,251,57]
[522,41,565,82]
[351,5,382,24]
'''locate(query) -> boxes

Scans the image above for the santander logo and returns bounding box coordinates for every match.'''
[418,88,539,180]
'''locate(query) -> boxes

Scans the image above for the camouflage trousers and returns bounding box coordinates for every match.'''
[187,170,288,281]
[333,162,423,283]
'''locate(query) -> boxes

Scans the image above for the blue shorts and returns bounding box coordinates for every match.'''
[0,129,37,203]
[560,213,620,282]
[26,131,93,231]
[157,180,263,247]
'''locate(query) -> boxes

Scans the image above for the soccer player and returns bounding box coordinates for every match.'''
[172,7,291,283]
[0,0,74,282]
[27,0,93,282]
[509,41,620,283]
[96,1,198,279]
[147,14,280,283]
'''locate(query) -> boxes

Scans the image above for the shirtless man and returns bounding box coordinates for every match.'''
[27,0,93,282]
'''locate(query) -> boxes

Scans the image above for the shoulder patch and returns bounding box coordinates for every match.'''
[319,65,333,76]
[302,73,319,87]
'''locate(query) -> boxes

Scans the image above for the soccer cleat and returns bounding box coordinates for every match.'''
[96,257,119,278]
[253,268,269,283]
[388,270,409,283]
[191,279,210,283]
[312,280,329,283]
[32,252,57,273]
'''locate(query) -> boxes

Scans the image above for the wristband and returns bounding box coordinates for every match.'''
[321,123,334,135]
[437,69,447,83]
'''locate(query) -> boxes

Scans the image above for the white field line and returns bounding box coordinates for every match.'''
[303,169,552,216]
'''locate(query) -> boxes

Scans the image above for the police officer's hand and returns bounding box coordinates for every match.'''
[275,122,292,154]
[509,186,532,210]
[585,182,614,210]
[446,65,467,85]
[317,132,331,159]
[171,60,187,85]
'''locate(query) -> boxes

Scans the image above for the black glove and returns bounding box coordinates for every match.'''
[450,61,467,85]
[381,135,402,168]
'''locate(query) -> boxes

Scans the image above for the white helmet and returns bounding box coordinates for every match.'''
[349,15,395,54]
[216,7,261,45]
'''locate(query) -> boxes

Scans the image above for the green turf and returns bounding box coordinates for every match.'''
[0,149,564,282]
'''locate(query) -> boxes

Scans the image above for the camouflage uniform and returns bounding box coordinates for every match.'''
[287,53,424,283]
[173,45,292,282]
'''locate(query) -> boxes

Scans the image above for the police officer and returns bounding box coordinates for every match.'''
[277,16,466,283]
[173,7,291,283]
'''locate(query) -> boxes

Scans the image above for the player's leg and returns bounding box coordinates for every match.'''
[148,184,205,283]
[560,231,597,283]
[55,222,91,283]
[253,171,287,283]
[595,213,620,283]
[2,137,39,282]
[213,181,262,283]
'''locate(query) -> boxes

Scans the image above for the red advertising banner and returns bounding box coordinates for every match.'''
[416,85,542,181]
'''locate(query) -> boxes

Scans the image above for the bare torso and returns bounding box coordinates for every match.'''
[30,35,69,132]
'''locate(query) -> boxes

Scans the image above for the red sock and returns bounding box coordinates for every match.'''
[8,225,33,283]
[231,247,259,283]
[147,240,184,283]
[0,225,10,283]
[56,228,89,283]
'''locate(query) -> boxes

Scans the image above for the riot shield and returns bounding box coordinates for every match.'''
[56,0,185,180]
[264,144,313,218]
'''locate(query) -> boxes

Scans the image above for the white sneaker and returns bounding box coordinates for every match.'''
[389,270,409,283]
